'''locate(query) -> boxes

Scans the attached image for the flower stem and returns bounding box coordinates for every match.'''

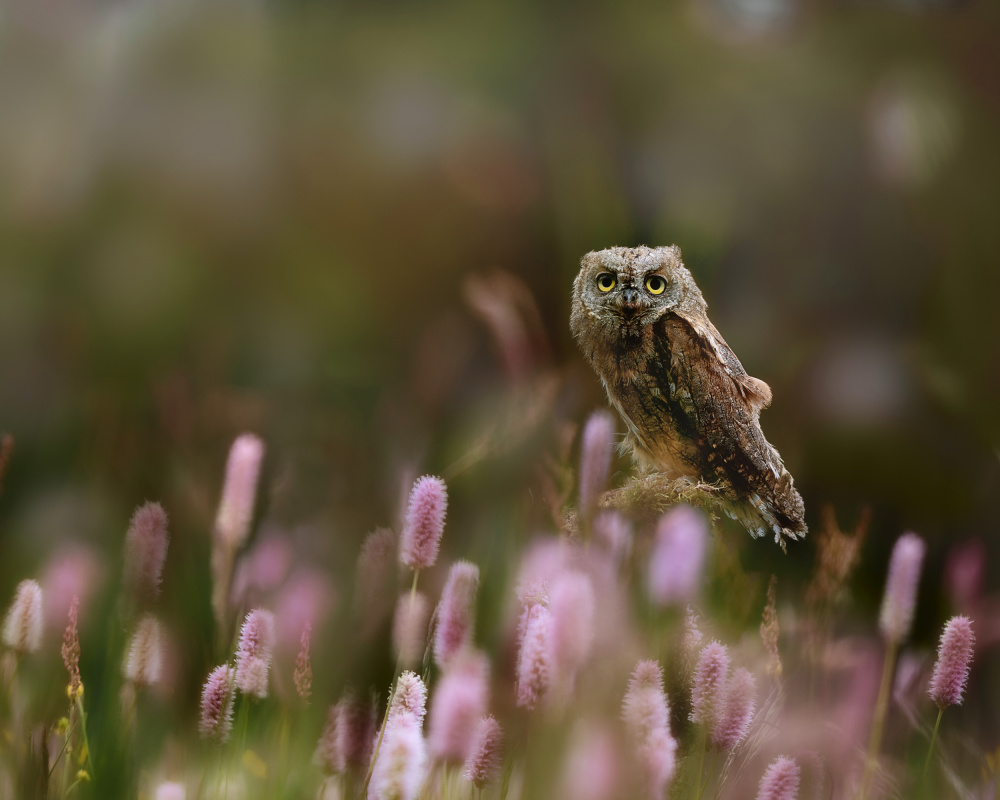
[858,639,898,800]
[921,706,944,784]
[75,695,96,782]
[694,731,708,800]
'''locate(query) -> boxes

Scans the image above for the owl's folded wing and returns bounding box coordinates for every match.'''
[652,312,806,543]
[652,313,783,488]
[683,315,772,411]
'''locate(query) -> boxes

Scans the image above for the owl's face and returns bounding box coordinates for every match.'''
[572,245,705,329]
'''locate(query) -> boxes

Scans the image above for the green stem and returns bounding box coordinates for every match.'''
[237,695,250,755]
[693,732,708,800]
[48,718,80,779]
[857,639,898,800]
[700,750,717,798]
[921,707,944,784]
[75,695,96,781]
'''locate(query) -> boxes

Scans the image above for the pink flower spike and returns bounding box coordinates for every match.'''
[879,532,926,644]
[3,579,43,655]
[123,502,170,604]
[944,540,984,613]
[550,571,596,683]
[315,693,377,774]
[712,668,756,751]
[428,652,490,763]
[368,712,428,800]
[690,641,730,731]
[516,604,553,709]
[393,591,430,668]
[464,715,504,788]
[647,505,709,606]
[294,621,313,701]
[639,725,678,799]
[755,756,800,800]
[433,561,479,669]
[390,671,428,724]
[399,475,447,571]
[622,660,669,742]
[40,547,100,634]
[592,511,633,564]
[559,725,621,800]
[154,782,186,800]
[214,433,265,549]
[928,615,974,708]
[235,608,275,699]
[356,528,397,606]
[199,665,235,742]
[579,411,615,516]
[123,614,164,686]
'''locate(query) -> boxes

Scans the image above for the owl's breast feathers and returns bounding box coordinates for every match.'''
[589,310,806,545]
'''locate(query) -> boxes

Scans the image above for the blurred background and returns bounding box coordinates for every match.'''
[1,0,999,764]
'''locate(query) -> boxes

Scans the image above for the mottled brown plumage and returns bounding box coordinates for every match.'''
[570,245,806,547]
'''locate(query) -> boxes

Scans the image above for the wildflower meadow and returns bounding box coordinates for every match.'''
[0,406,995,799]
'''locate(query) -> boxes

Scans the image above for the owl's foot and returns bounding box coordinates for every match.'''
[599,473,724,522]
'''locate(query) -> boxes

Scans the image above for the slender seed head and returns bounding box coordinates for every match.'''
[399,476,448,571]
[3,579,43,655]
[690,641,730,731]
[433,561,479,669]
[579,411,615,516]
[879,532,926,644]
[463,715,504,789]
[928,615,974,708]
[235,608,275,698]
[214,433,265,549]
[712,668,757,751]
[123,501,170,604]
[199,665,235,742]
[294,621,313,701]
[62,594,81,696]
[761,575,782,677]
[755,756,801,800]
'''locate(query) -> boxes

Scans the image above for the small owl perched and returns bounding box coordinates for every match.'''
[570,245,806,547]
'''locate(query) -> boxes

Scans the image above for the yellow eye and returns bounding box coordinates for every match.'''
[597,273,616,292]
[645,275,666,295]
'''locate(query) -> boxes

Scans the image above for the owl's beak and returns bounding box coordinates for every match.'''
[620,286,642,313]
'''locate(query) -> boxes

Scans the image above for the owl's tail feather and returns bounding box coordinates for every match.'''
[724,477,807,552]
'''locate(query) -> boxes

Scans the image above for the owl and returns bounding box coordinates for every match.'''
[570,245,806,547]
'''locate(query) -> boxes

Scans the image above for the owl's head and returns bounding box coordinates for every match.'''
[572,245,707,327]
